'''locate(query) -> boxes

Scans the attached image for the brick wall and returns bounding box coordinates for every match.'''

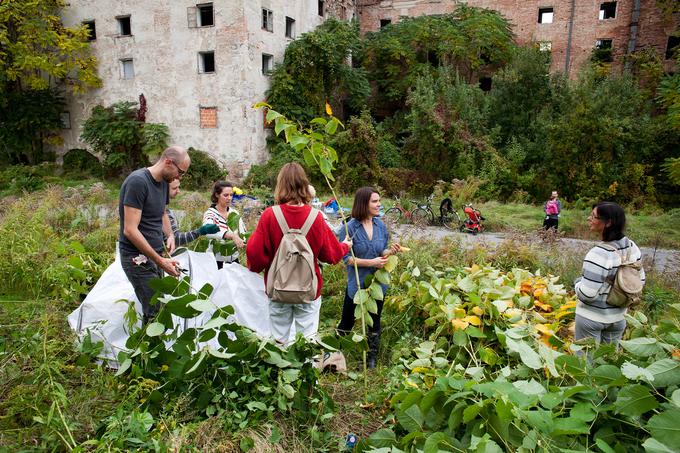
[356,0,679,76]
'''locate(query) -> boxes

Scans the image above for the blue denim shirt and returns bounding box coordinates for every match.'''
[339,217,389,299]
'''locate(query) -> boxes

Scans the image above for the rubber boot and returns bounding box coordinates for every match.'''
[367,332,380,369]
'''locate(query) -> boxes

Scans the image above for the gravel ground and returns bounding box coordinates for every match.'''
[328,218,680,276]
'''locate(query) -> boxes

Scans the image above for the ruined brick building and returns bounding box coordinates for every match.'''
[357,0,678,75]
[59,1,678,176]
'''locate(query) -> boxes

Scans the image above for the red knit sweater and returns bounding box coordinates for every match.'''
[246,204,349,299]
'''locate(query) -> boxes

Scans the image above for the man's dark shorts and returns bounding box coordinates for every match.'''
[120,249,163,324]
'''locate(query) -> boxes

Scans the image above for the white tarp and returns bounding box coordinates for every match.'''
[67,248,318,364]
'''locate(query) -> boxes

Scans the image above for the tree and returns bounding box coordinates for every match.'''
[266,19,369,122]
[363,6,515,110]
[0,0,100,163]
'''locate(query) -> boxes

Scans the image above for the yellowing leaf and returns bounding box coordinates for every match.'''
[463,315,482,326]
[451,319,469,330]
[325,102,333,115]
[535,324,553,335]
[534,301,553,312]
[384,255,399,272]
[399,246,411,252]
[471,306,484,316]
[454,308,466,319]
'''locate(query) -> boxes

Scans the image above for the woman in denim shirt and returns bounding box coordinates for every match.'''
[337,187,401,368]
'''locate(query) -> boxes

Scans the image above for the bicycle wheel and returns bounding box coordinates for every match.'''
[442,210,461,230]
[383,207,403,227]
[411,208,433,227]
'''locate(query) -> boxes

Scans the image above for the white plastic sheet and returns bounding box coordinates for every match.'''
[67,249,315,365]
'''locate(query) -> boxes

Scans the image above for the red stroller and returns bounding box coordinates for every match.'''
[459,204,485,235]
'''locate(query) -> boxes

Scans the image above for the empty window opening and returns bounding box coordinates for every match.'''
[380,18,391,28]
[539,41,552,52]
[197,3,214,26]
[199,51,215,73]
[340,5,347,20]
[595,39,612,49]
[599,2,616,20]
[200,107,217,129]
[285,17,295,38]
[593,39,613,62]
[666,36,680,60]
[262,8,273,32]
[479,77,492,92]
[538,7,554,24]
[82,20,96,41]
[120,59,134,79]
[262,53,273,75]
[318,0,324,17]
[117,16,131,36]
[60,112,71,129]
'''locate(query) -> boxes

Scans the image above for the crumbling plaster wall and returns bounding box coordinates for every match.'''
[60,0,324,179]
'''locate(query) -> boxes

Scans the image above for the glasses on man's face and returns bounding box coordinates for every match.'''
[171,160,186,177]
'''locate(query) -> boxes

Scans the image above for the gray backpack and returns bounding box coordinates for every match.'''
[266,206,319,304]
[601,242,644,308]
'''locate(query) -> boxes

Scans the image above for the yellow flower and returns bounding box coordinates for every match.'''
[325,102,333,116]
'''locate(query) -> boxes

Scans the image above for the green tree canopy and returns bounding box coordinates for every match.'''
[0,0,100,163]
[362,6,515,109]
[266,19,369,122]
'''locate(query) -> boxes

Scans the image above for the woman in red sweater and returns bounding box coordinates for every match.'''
[246,163,352,344]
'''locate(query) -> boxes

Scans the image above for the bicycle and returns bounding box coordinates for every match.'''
[383,195,435,227]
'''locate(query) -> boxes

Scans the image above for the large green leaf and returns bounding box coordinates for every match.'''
[614,384,659,416]
[591,364,626,387]
[146,322,165,337]
[505,337,542,369]
[423,432,455,453]
[622,361,655,382]
[647,409,680,448]
[620,337,662,357]
[369,429,397,448]
[641,437,677,453]
[646,359,680,387]
[551,417,590,435]
[397,404,424,432]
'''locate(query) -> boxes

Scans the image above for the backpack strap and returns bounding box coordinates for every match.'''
[300,208,320,236]
[271,205,290,234]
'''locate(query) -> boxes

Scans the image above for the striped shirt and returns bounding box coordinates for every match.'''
[167,209,201,246]
[574,237,646,323]
[202,206,247,263]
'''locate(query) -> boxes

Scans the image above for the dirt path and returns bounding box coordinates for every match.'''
[328,218,679,275]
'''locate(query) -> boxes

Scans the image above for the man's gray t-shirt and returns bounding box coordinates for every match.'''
[119,168,169,254]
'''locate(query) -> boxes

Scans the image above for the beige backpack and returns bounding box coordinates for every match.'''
[266,206,319,304]
[601,242,644,308]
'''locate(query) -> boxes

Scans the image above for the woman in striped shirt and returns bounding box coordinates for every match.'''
[574,202,645,345]
[202,180,247,269]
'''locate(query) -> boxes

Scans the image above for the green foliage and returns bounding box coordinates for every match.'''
[0,0,100,164]
[331,109,382,190]
[245,137,309,188]
[62,148,103,177]
[181,147,228,191]
[405,68,496,181]
[266,19,369,122]
[366,263,680,452]
[363,6,515,107]
[115,277,332,434]
[80,101,170,176]
[0,88,64,164]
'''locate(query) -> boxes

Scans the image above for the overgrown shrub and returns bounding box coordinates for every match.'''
[181,148,228,191]
[62,148,103,177]
[80,100,169,176]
